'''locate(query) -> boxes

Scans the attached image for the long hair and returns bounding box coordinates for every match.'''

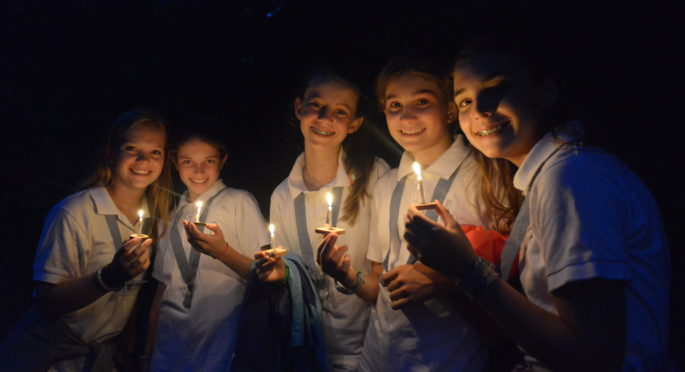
[86,109,172,242]
[293,68,375,226]
[452,35,571,232]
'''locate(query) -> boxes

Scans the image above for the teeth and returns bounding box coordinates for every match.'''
[477,123,507,136]
[131,169,151,175]
[190,179,207,184]
[401,128,425,135]
[311,127,335,136]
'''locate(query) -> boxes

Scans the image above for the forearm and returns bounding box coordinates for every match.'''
[34,275,108,316]
[339,262,382,303]
[475,278,622,371]
[214,243,253,279]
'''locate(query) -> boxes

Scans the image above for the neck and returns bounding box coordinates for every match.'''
[302,144,340,191]
[411,137,453,168]
[107,183,145,223]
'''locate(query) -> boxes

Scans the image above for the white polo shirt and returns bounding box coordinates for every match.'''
[33,186,148,372]
[270,151,389,370]
[151,180,269,371]
[360,137,488,372]
[515,126,671,371]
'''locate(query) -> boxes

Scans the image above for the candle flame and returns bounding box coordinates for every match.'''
[412,161,422,181]
[138,209,144,222]
[268,223,275,236]
[326,192,333,208]
[195,201,203,209]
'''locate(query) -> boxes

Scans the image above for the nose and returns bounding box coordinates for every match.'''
[317,106,332,120]
[473,90,499,119]
[193,163,206,174]
[399,106,418,121]
[136,151,150,162]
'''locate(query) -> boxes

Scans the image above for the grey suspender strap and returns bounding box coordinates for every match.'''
[170,187,226,308]
[383,176,407,271]
[104,215,123,250]
[293,186,344,274]
[499,142,567,281]
[384,154,467,270]
[499,197,529,280]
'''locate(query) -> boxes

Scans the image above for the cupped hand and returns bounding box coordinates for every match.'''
[183,221,227,258]
[253,251,287,282]
[316,233,353,282]
[403,200,477,279]
[107,237,153,285]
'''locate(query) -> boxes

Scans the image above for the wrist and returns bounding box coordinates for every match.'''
[99,264,128,291]
[335,268,364,295]
[455,257,499,300]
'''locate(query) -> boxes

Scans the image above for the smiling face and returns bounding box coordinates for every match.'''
[453,52,551,166]
[110,123,166,194]
[295,80,363,152]
[175,138,227,200]
[383,73,453,165]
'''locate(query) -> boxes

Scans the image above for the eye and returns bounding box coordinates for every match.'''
[181,159,193,165]
[123,145,137,152]
[307,101,321,109]
[151,149,163,157]
[457,98,473,109]
[334,109,348,117]
[206,159,216,164]
[386,101,401,112]
[417,98,429,106]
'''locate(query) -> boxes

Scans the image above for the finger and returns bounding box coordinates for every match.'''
[121,237,142,255]
[391,297,412,310]
[406,244,420,259]
[329,245,349,266]
[434,200,460,230]
[406,209,439,234]
[386,276,404,292]
[316,234,338,265]
[381,269,399,287]
[403,230,424,253]
[339,255,351,274]
[388,286,406,302]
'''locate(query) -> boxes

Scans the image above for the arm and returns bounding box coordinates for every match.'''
[183,221,252,279]
[35,237,152,316]
[316,233,382,303]
[404,202,625,371]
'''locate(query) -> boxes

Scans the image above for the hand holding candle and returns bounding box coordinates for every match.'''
[316,190,346,235]
[263,223,287,258]
[412,161,438,210]
[128,209,149,252]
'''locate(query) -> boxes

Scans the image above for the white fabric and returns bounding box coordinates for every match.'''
[360,137,488,372]
[33,186,147,372]
[151,180,269,372]
[270,151,389,370]
[515,125,671,371]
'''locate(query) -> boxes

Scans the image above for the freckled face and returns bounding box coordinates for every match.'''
[111,124,166,193]
[295,81,363,152]
[453,53,547,166]
[175,139,226,200]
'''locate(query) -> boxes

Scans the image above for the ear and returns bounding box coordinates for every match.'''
[219,154,228,169]
[541,79,559,108]
[294,98,305,120]
[446,102,458,124]
[347,117,364,134]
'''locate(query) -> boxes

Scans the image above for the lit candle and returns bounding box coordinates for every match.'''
[194,201,203,222]
[268,223,276,248]
[325,192,333,227]
[137,209,144,234]
[412,161,426,204]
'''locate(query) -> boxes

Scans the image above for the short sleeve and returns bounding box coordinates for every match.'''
[532,156,630,292]
[33,205,88,283]
[231,191,270,255]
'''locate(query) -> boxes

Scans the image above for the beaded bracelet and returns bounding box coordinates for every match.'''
[456,257,499,300]
[335,269,364,295]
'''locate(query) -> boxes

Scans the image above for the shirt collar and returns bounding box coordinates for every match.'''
[397,135,472,181]
[287,150,351,199]
[180,179,226,207]
[513,120,584,192]
[89,186,150,216]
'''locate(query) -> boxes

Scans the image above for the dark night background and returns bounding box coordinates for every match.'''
[2,0,684,367]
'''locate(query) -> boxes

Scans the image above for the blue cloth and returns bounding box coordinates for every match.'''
[231,254,328,372]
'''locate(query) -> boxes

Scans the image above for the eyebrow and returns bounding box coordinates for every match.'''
[306,95,353,111]
[453,70,515,98]
[385,89,438,101]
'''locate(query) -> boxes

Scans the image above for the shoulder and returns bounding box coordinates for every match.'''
[48,189,95,223]
[218,187,260,207]
[374,167,399,195]
[372,157,391,176]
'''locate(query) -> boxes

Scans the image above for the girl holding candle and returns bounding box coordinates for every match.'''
[256,67,389,371]
[0,109,172,372]
[404,37,672,371]
[317,57,502,371]
[144,129,270,371]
